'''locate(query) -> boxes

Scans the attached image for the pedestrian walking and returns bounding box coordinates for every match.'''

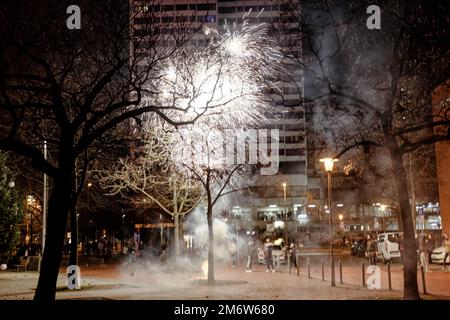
[442,233,450,271]
[365,234,377,265]
[289,243,298,270]
[417,233,429,272]
[427,234,435,264]
[245,240,256,272]
[264,238,275,272]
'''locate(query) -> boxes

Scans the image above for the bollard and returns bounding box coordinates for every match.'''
[296,255,300,276]
[388,262,392,291]
[288,254,291,274]
[339,260,343,284]
[362,262,365,287]
[307,257,311,279]
[421,266,427,295]
[321,257,325,281]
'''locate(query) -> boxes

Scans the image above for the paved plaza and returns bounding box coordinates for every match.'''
[1,256,450,300]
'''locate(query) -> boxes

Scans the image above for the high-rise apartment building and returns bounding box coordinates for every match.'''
[132,0,307,240]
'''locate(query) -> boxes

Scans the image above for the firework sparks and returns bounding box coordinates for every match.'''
[142,14,281,131]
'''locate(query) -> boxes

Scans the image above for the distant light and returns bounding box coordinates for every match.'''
[8,181,15,188]
[376,203,380,206]
[308,204,316,208]
[320,158,338,172]
[337,203,344,207]
[233,206,240,209]
[294,204,302,207]
[87,182,92,187]
[380,204,386,211]
[269,204,277,208]
[282,182,287,187]
[325,209,330,213]
[338,214,343,221]
[324,205,328,209]
[274,220,285,229]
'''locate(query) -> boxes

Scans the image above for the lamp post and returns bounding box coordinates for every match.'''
[282,182,288,245]
[380,204,386,232]
[122,211,126,252]
[320,157,338,287]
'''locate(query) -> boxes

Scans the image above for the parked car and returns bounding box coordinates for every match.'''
[376,232,402,263]
[258,245,286,264]
[430,246,450,264]
[351,239,366,257]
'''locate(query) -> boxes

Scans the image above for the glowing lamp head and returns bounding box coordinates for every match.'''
[380,204,386,211]
[282,182,286,188]
[320,158,338,172]
[338,214,344,221]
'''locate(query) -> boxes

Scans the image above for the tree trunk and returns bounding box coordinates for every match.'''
[174,213,180,257]
[33,172,73,301]
[390,149,420,300]
[173,184,180,257]
[207,191,215,285]
[69,203,78,266]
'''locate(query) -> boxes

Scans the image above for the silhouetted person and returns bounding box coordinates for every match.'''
[264,238,274,272]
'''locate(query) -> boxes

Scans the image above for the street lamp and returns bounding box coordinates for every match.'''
[380,204,386,232]
[282,182,288,245]
[320,157,338,287]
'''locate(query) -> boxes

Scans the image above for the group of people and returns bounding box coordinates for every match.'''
[417,232,450,272]
[244,238,299,273]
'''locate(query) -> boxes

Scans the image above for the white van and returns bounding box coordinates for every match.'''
[376,232,402,263]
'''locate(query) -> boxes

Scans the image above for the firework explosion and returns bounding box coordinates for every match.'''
[142,14,281,131]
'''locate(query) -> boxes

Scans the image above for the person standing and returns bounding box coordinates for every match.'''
[264,238,274,272]
[442,233,450,271]
[417,233,429,272]
[289,243,298,270]
[245,240,256,272]
[427,234,435,264]
[365,234,377,265]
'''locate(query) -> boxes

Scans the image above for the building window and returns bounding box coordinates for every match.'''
[285,124,303,131]
[278,161,306,174]
[176,4,189,11]
[162,5,174,12]
[162,17,174,23]
[197,3,216,11]
[218,7,236,14]
[285,148,305,156]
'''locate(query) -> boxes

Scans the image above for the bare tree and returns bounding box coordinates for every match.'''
[98,129,203,257]
[0,0,204,301]
[278,0,450,299]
